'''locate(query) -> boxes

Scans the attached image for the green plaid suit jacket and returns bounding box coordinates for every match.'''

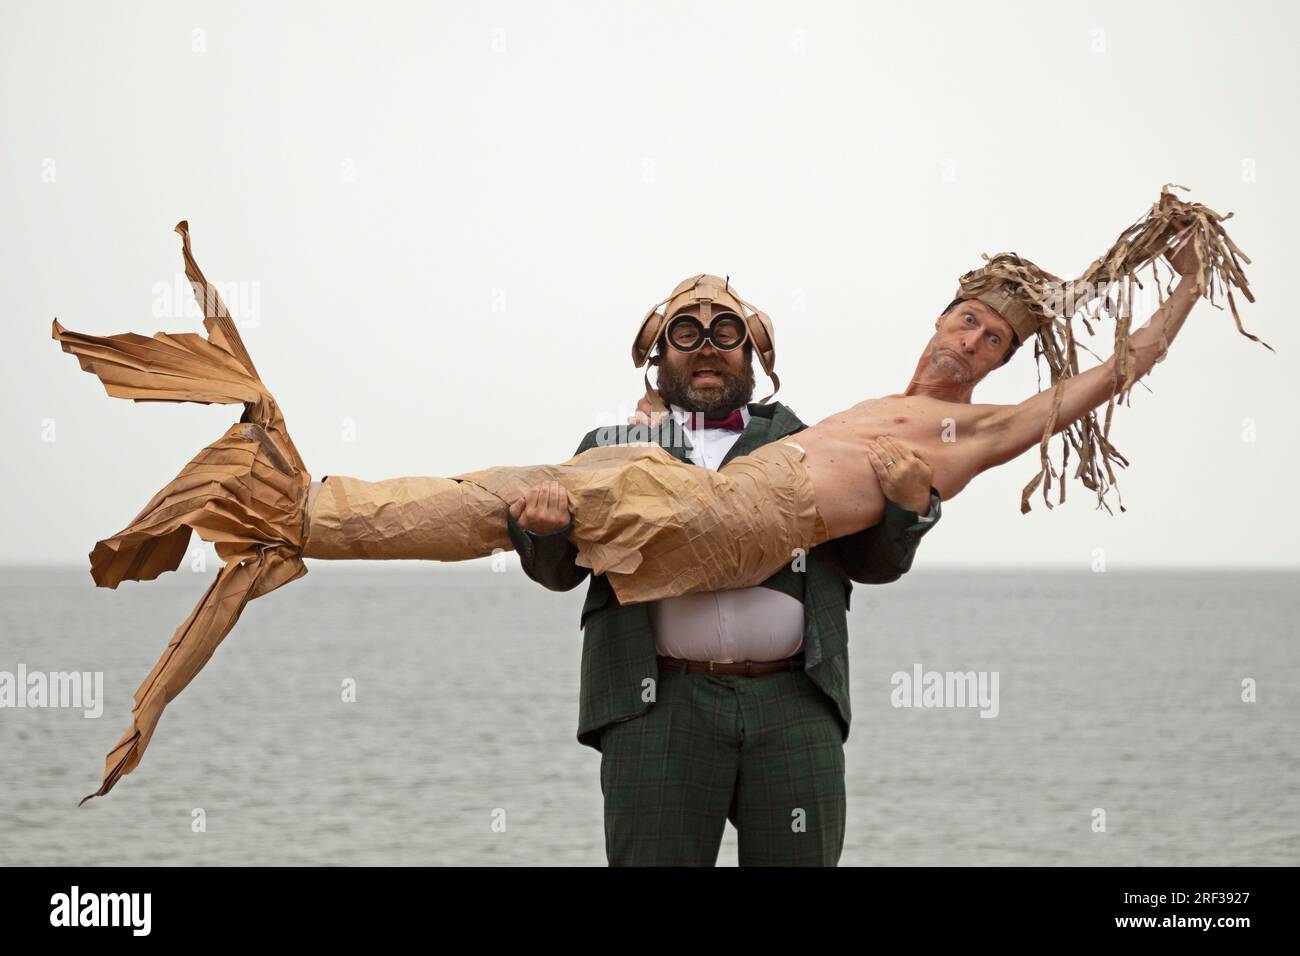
[504,401,941,750]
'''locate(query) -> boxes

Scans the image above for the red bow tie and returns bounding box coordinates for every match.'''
[695,409,746,432]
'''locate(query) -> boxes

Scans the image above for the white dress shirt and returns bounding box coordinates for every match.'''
[650,403,807,663]
[671,403,752,470]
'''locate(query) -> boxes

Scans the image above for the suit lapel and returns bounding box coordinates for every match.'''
[659,418,694,463]
[720,402,805,467]
[722,415,771,465]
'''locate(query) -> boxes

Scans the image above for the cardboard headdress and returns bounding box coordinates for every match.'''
[953,184,1265,514]
[633,274,778,411]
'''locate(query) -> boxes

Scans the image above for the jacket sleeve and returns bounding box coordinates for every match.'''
[827,488,943,584]
[506,433,596,593]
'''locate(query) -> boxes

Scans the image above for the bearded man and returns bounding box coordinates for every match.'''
[505,275,942,866]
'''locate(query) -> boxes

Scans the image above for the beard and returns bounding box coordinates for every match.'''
[926,345,974,384]
[655,353,756,417]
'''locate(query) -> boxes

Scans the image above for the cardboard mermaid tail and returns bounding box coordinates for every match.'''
[305,440,828,604]
[53,221,312,803]
[53,222,828,802]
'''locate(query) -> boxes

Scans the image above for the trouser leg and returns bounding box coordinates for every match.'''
[598,667,741,866]
[730,669,846,866]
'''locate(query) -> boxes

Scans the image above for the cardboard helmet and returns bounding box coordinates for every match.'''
[632,274,779,401]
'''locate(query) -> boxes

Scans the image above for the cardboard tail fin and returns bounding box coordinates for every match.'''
[53,222,312,802]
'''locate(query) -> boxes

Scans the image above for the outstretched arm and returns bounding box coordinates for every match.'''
[979,267,1200,471]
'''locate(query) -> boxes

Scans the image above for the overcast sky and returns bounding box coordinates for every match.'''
[3,0,1296,569]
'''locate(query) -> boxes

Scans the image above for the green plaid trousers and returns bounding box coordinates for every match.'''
[598,662,846,866]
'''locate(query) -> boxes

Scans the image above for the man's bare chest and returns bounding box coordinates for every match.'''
[808,397,956,447]
[801,397,985,498]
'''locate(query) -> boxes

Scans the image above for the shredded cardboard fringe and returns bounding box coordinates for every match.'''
[955,185,1266,514]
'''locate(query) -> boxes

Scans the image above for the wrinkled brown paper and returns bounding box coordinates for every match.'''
[304,440,828,604]
[53,223,827,802]
[53,222,311,803]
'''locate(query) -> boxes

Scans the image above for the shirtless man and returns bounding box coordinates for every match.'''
[297,240,1203,575]
[627,239,1202,540]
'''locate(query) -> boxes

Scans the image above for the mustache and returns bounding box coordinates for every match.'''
[687,357,728,370]
[656,354,756,414]
[932,346,971,370]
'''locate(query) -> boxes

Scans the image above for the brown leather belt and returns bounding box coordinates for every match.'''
[657,654,805,677]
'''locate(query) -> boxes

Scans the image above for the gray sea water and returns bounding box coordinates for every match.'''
[1,565,1296,866]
